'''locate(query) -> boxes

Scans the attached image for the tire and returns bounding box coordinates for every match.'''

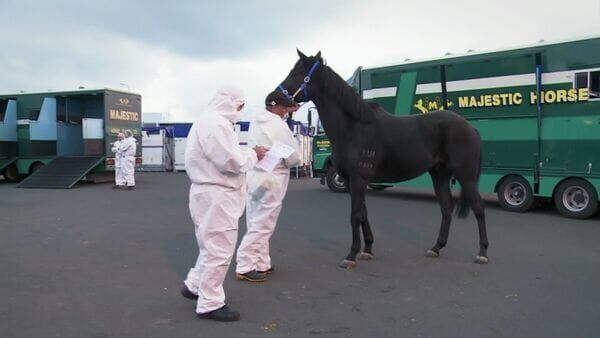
[554,178,598,219]
[497,175,534,212]
[326,168,347,193]
[29,162,44,175]
[2,163,19,182]
[369,184,389,191]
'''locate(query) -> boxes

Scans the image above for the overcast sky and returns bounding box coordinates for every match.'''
[1,0,599,122]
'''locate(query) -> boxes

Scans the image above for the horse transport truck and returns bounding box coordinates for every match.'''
[311,35,600,219]
[0,89,142,188]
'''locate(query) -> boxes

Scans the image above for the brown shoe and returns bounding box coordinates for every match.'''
[236,270,267,282]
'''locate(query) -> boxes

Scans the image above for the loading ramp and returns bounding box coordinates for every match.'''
[17,156,104,189]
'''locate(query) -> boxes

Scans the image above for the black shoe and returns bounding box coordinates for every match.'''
[197,305,240,322]
[180,285,198,300]
[257,266,274,274]
[236,270,267,282]
[112,185,124,189]
[126,186,135,190]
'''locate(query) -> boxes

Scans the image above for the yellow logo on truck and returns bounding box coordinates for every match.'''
[529,88,588,104]
[457,88,589,108]
[110,128,140,135]
[458,93,523,108]
[414,98,454,113]
[316,140,330,150]
[109,109,140,121]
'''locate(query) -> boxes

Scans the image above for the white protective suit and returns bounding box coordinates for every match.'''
[111,140,125,186]
[183,86,258,314]
[121,136,137,186]
[236,109,301,274]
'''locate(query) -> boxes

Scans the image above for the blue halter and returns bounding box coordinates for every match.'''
[278,60,321,103]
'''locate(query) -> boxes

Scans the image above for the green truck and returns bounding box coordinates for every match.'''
[0,89,142,188]
[311,35,600,219]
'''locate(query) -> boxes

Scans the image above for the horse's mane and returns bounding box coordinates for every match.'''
[366,102,390,117]
[320,65,377,123]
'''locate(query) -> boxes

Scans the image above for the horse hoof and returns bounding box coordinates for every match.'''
[358,252,374,260]
[339,259,356,269]
[475,255,489,264]
[426,250,439,258]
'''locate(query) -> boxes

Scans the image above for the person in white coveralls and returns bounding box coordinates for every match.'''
[121,129,137,190]
[236,91,301,282]
[180,85,267,322]
[110,132,126,189]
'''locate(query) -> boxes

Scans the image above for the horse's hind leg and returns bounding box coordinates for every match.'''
[358,203,374,260]
[340,178,368,269]
[427,168,454,258]
[461,180,489,264]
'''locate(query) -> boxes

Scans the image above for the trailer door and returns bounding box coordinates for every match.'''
[444,53,539,192]
[362,65,444,116]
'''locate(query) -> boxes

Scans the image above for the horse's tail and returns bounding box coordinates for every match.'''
[456,138,482,219]
[456,189,470,219]
[475,130,483,179]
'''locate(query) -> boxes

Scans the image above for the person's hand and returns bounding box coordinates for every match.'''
[254,146,267,161]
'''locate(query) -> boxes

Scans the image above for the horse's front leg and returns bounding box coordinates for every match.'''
[340,179,367,269]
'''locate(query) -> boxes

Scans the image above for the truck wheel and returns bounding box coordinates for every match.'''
[554,178,598,219]
[29,162,44,174]
[326,168,347,193]
[2,163,19,182]
[497,176,534,212]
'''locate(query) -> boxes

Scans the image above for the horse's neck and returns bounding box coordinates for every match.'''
[319,66,375,123]
[312,96,347,145]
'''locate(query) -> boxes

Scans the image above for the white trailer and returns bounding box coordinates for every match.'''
[141,126,174,171]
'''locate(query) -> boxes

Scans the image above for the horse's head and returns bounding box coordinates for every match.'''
[276,49,324,104]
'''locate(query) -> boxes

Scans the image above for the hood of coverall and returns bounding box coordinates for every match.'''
[207,85,246,123]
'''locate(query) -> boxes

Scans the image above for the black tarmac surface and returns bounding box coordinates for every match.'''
[1,173,599,337]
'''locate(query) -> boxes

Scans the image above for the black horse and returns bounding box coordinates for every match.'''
[276,50,489,268]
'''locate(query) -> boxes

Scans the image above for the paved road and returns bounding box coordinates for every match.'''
[1,173,599,337]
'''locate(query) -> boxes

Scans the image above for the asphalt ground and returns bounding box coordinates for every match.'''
[1,172,599,337]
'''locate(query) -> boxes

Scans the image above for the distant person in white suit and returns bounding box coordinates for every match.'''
[121,129,137,190]
[110,132,126,189]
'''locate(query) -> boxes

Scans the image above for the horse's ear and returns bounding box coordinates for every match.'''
[316,51,322,59]
[297,48,308,60]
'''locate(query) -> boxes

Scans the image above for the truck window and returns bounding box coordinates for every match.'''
[57,97,67,122]
[575,72,588,90]
[29,109,41,120]
[317,122,325,136]
[575,70,600,99]
[0,99,6,121]
[590,71,600,99]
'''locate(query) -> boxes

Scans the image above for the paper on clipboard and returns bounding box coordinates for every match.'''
[255,141,295,173]
[269,141,295,158]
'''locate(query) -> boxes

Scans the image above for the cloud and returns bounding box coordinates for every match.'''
[137,47,303,121]
[0,0,362,119]
[0,15,298,120]
[0,0,359,60]
[1,0,599,122]
[295,0,600,75]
